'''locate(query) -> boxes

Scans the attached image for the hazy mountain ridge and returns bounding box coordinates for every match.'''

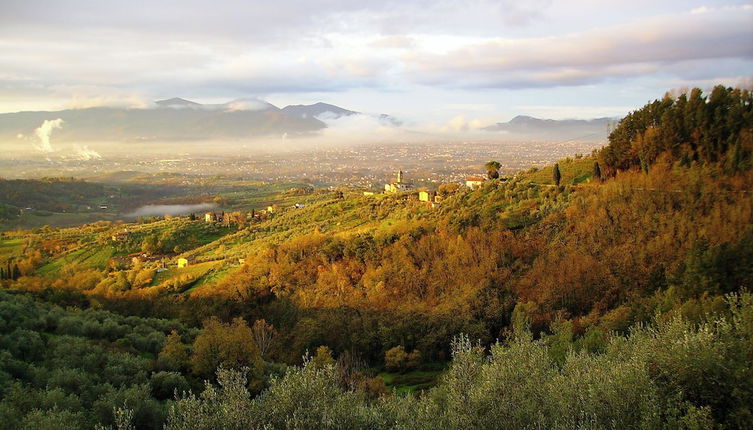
[281,102,358,119]
[485,115,614,142]
[0,97,615,146]
[0,98,363,143]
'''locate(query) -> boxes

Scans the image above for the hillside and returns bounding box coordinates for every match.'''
[0,86,752,428]
[0,175,320,230]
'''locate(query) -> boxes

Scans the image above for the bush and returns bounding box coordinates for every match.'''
[150,371,190,400]
[385,346,422,372]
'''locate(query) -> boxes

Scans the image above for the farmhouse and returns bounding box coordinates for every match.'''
[465,177,486,188]
[418,190,436,202]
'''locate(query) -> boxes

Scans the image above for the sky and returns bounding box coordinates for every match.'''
[0,0,752,127]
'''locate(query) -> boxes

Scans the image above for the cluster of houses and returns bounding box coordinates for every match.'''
[109,251,245,274]
[203,211,250,225]
[377,170,488,206]
[203,203,305,225]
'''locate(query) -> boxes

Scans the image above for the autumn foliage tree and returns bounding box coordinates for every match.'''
[191,317,263,379]
[158,330,190,372]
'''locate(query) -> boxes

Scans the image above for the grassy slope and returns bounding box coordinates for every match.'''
[0,238,23,259]
[0,175,317,231]
[9,163,577,296]
[527,156,595,185]
[36,245,115,275]
[378,368,444,394]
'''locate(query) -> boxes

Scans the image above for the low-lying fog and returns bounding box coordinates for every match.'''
[124,203,217,218]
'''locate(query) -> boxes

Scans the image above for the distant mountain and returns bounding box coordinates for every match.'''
[281,102,357,119]
[378,114,403,127]
[484,115,613,142]
[0,98,372,144]
[154,97,204,109]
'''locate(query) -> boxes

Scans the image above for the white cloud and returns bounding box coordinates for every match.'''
[512,105,633,119]
[404,8,753,88]
[0,0,750,118]
[73,144,102,160]
[691,6,712,14]
[223,99,272,112]
[33,118,63,152]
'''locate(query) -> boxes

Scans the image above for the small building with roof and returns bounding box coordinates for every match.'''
[465,177,486,188]
[385,170,413,194]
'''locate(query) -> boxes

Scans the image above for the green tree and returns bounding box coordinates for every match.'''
[553,163,562,186]
[140,234,160,255]
[592,161,602,182]
[485,161,501,179]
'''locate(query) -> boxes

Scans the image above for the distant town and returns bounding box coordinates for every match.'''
[0,140,602,188]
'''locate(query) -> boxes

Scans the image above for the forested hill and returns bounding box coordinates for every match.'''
[1,86,752,428]
[599,85,752,174]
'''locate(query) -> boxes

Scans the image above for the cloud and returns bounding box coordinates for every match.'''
[316,113,405,141]
[441,114,490,133]
[223,99,273,112]
[63,92,153,110]
[512,105,634,119]
[33,118,63,152]
[73,144,102,160]
[404,7,753,88]
[0,0,750,116]
[125,203,217,217]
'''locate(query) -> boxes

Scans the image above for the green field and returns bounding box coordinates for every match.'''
[0,238,23,259]
[36,245,115,275]
[151,260,222,291]
[378,368,444,394]
[527,156,597,185]
[0,211,119,232]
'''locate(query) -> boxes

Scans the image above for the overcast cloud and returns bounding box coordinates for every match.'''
[0,0,751,121]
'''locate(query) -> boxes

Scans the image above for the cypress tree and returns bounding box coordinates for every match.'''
[553,163,562,186]
[592,162,602,182]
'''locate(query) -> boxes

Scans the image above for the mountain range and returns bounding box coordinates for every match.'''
[0,98,613,146]
[484,115,613,142]
[0,98,366,144]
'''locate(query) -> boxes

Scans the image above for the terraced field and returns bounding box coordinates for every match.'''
[36,245,115,275]
[0,238,23,259]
